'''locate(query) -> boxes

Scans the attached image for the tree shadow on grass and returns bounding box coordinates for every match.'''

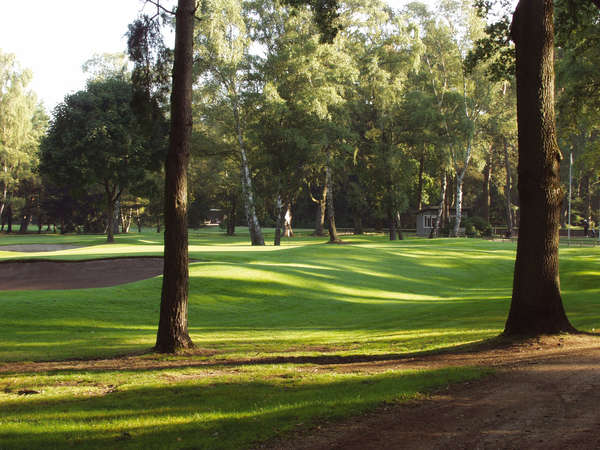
[0,367,486,450]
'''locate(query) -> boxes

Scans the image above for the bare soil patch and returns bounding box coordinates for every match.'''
[264,334,600,450]
[0,257,164,290]
[0,244,85,252]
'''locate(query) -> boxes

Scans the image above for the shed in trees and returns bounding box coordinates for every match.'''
[416,206,468,237]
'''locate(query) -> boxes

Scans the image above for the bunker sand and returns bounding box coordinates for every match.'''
[0,257,164,290]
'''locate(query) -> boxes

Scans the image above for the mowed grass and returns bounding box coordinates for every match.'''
[0,229,598,449]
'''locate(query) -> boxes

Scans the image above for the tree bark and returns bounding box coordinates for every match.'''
[481,145,493,223]
[155,0,195,353]
[325,163,340,243]
[233,97,264,246]
[310,183,327,236]
[430,172,447,238]
[452,140,472,237]
[283,203,293,237]
[388,208,397,241]
[353,214,363,235]
[503,138,514,236]
[416,148,425,212]
[274,194,283,246]
[504,0,574,335]
[226,193,236,236]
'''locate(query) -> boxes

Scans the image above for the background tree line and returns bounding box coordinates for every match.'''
[1,0,599,247]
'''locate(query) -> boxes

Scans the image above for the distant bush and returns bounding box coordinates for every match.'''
[463,216,492,238]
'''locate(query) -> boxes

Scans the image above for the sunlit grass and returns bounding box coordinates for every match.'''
[1,229,599,448]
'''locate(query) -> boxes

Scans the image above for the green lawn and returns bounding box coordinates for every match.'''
[0,229,598,448]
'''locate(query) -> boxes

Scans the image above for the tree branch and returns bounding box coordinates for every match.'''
[145,0,176,16]
[590,0,600,9]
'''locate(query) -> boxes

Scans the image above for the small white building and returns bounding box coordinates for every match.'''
[416,206,468,237]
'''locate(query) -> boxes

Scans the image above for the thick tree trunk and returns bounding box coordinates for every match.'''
[504,0,574,335]
[156,0,195,353]
[503,138,514,236]
[325,164,340,243]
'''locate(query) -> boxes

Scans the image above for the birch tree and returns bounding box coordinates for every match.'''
[0,51,43,222]
[195,0,265,245]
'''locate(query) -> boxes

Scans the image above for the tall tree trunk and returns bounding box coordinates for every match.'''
[503,138,514,236]
[430,172,447,238]
[353,214,363,235]
[416,148,425,212]
[504,0,574,335]
[583,173,592,221]
[482,145,493,223]
[233,99,264,246]
[325,163,340,243]
[227,194,236,236]
[105,185,117,243]
[388,208,397,241]
[283,203,293,237]
[396,211,404,240]
[310,183,327,236]
[156,0,195,353]
[274,194,283,246]
[6,204,12,233]
[452,141,472,237]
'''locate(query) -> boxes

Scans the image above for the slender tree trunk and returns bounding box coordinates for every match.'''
[283,203,293,237]
[105,186,116,243]
[6,204,12,233]
[274,194,283,246]
[504,0,574,335]
[416,148,425,212]
[388,208,397,241]
[482,145,493,223]
[353,214,363,235]
[233,98,264,246]
[430,172,447,238]
[310,184,327,236]
[396,211,404,240]
[325,163,340,243]
[452,141,472,237]
[156,0,195,353]
[503,138,514,236]
[227,194,236,236]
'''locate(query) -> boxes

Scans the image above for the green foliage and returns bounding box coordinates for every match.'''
[0,50,46,220]
[463,215,492,237]
[39,77,164,235]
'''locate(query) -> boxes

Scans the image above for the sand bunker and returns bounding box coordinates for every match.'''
[0,244,85,253]
[0,258,164,290]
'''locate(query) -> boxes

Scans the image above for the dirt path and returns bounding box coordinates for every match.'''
[0,257,164,290]
[264,335,600,449]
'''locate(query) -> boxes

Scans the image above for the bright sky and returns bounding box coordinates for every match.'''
[0,0,439,113]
